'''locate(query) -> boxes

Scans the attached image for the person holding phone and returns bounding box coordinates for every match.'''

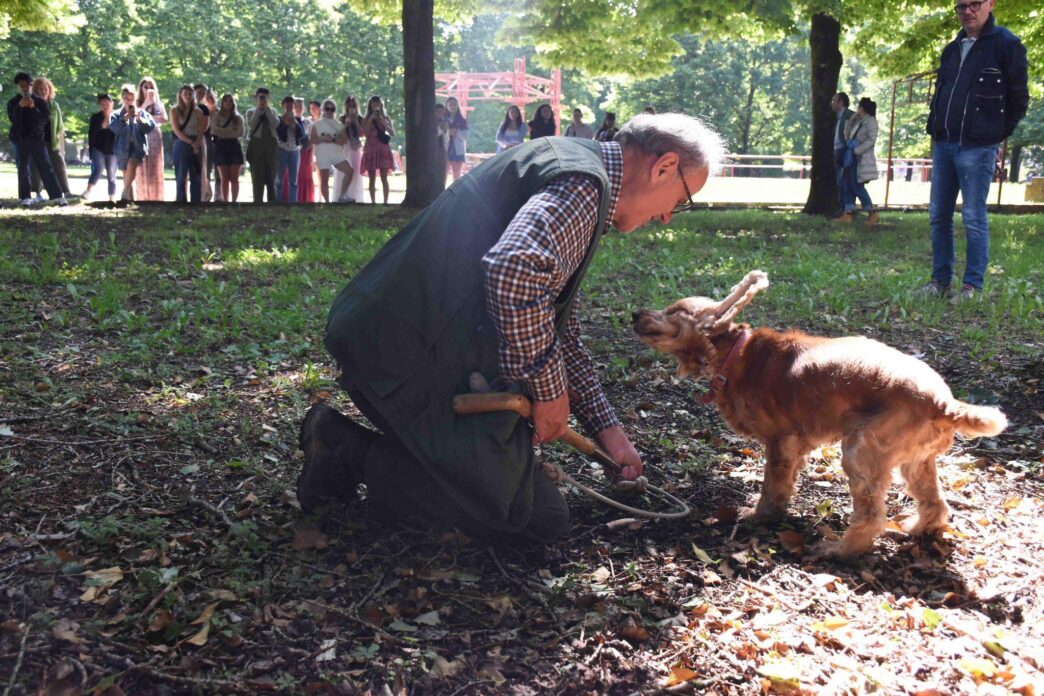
[110,84,156,201]
[246,88,280,203]
[311,99,356,203]
[361,95,395,204]
[6,71,66,206]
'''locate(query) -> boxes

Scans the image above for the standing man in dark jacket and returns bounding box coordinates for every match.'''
[831,92,854,218]
[919,0,1028,302]
[298,114,724,543]
[6,71,66,207]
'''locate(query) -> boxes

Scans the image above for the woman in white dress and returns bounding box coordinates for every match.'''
[310,99,356,203]
[334,95,365,202]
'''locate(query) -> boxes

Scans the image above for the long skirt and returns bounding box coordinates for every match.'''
[292,146,315,202]
[137,129,165,201]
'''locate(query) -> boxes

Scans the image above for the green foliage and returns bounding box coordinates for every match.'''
[0,0,81,38]
[856,0,1043,91]
[0,0,404,143]
[606,34,811,155]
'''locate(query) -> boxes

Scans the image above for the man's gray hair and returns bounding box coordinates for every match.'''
[615,113,727,175]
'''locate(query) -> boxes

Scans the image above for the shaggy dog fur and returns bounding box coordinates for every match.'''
[633,270,1007,556]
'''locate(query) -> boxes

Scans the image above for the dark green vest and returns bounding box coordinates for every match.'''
[324,137,613,531]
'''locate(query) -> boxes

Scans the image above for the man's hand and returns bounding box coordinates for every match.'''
[531,391,569,446]
[594,425,643,480]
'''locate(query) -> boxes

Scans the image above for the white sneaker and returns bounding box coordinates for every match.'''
[32,193,45,203]
[337,194,356,204]
[20,198,34,207]
[56,196,69,207]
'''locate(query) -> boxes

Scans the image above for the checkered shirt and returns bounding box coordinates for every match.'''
[481,141,623,435]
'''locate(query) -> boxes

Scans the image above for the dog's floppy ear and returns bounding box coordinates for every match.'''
[706,270,768,331]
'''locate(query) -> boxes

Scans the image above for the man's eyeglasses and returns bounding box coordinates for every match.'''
[671,163,699,215]
[323,106,335,112]
[954,1,983,13]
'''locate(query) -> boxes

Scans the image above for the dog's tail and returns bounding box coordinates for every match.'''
[948,401,1008,438]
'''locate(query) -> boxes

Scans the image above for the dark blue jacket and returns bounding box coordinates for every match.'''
[926,14,1029,147]
[276,116,306,148]
[6,92,51,142]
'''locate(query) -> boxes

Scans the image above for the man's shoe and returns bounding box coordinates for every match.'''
[337,194,356,204]
[866,211,880,227]
[20,198,34,207]
[55,196,69,207]
[832,212,853,223]
[949,284,980,305]
[297,404,377,513]
[915,280,948,297]
[32,193,45,204]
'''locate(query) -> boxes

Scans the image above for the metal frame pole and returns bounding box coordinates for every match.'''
[885,80,898,209]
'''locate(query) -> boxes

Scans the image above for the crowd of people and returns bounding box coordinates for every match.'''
[6,70,634,205]
[5,73,403,205]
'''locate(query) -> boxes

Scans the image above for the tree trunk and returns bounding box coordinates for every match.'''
[738,75,756,156]
[803,13,843,216]
[1010,144,1022,182]
[401,0,444,209]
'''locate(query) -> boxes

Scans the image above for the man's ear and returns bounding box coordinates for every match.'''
[651,152,679,182]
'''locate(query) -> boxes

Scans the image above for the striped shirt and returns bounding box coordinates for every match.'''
[482,140,623,435]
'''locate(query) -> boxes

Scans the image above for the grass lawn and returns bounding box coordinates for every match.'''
[0,204,1041,694]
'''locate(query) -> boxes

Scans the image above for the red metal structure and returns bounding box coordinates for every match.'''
[435,58,562,136]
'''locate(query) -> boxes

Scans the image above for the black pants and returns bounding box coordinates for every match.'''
[347,389,570,544]
[14,140,63,201]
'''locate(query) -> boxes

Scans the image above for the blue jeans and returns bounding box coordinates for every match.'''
[89,150,118,196]
[277,148,300,203]
[844,163,873,212]
[929,141,996,290]
[173,139,201,203]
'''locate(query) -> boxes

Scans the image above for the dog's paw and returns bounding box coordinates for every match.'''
[739,504,785,525]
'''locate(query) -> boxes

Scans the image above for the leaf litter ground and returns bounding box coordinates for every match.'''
[0,205,1042,695]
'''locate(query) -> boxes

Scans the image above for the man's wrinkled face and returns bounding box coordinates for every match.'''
[613,154,709,234]
[956,0,994,35]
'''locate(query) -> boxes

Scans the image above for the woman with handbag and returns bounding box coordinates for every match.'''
[169,85,206,203]
[335,95,365,202]
[838,97,880,226]
[361,95,396,204]
[311,99,356,204]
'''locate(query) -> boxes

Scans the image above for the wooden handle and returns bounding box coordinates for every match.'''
[561,430,621,474]
[453,392,622,475]
[452,392,532,418]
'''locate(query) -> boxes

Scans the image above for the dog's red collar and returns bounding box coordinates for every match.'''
[701,329,751,405]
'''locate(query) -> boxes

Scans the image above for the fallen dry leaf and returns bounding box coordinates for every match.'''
[776,530,805,554]
[430,655,461,678]
[147,609,174,633]
[51,620,81,644]
[183,621,210,647]
[190,602,220,626]
[292,527,329,551]
[665,666,698,687]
